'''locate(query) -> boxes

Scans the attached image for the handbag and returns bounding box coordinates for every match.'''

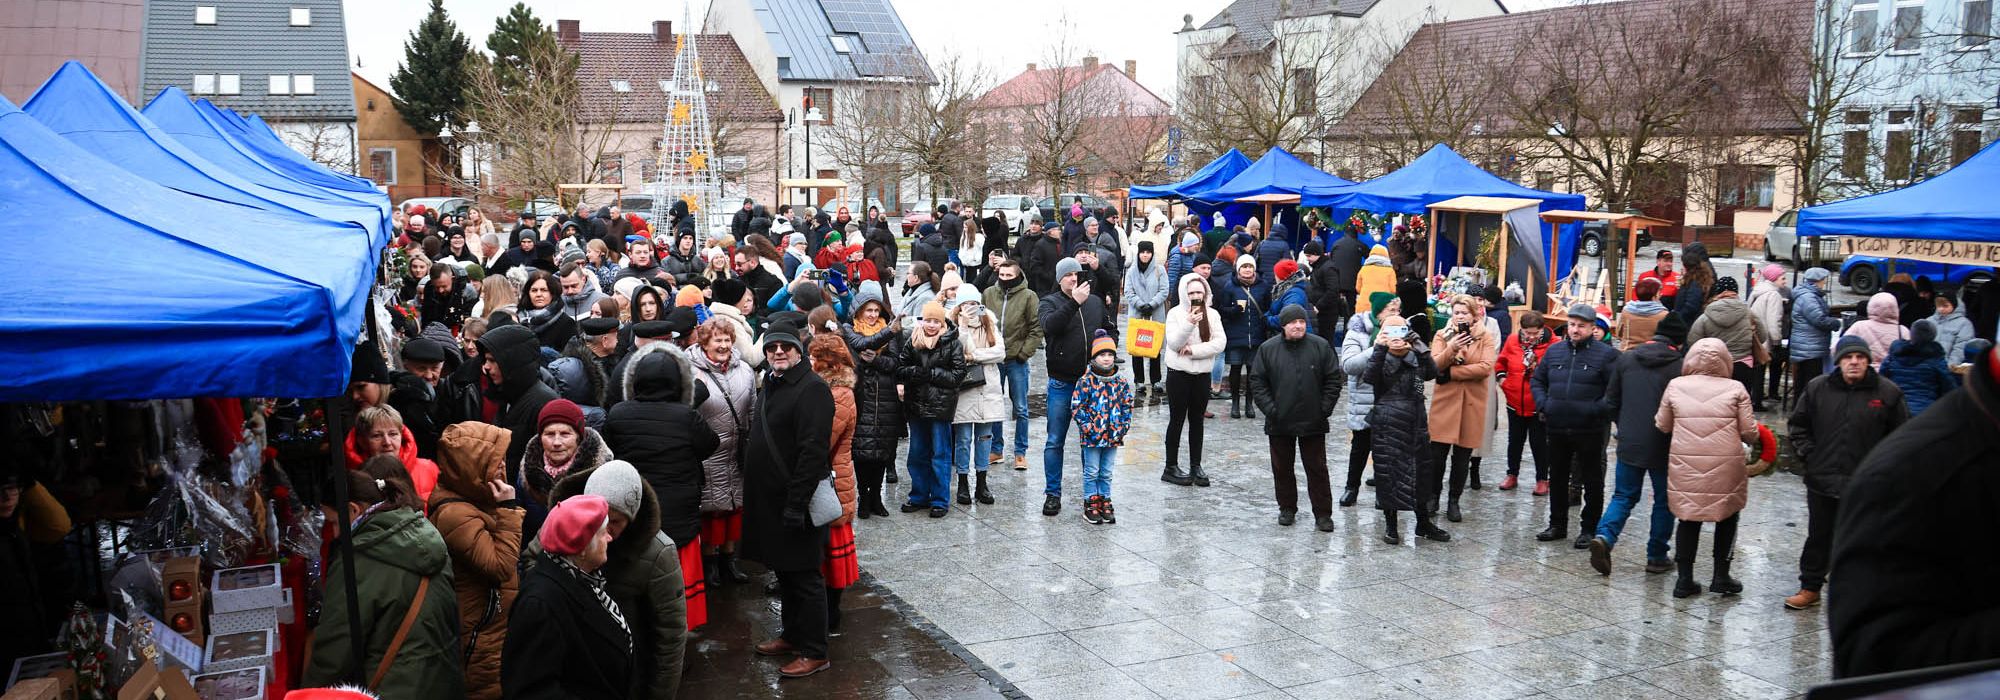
[1127,318,1164,358]
[754,387,841,527]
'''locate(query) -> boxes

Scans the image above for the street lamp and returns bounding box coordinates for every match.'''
[804,105,823,178]
[462,120,482,189]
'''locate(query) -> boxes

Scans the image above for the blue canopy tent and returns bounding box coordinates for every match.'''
[141,88,393,232]
[202,99,382,195]
[0,96,378,401]
[21,62,387,249]
[1129,149,1253,201]
[1188,147,1351,234]
[1800,140,2000,242]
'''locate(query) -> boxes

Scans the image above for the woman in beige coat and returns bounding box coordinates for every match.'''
[1427,294,1495,523]
[1654,338,1759,600]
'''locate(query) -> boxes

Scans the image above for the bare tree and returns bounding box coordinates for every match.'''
[1176,7,1368,162]
[276,121,360,175]
[1328,11,1503,177]
[1085,113,1172,193]
[438,42,623,205]
[1007,20,1119,197]
[889,52,991,208]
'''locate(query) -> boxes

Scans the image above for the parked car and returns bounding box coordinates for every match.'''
[1840,255,1995,295]
[1577,220,1653,257]
[523,198,564,218]
[901,198,963,236]
[618,194,659,224]
[821,196,887,219]
[400,196,473,220]
[982,194,1038,233]
[1036,193,1114,224]
[1762,209,1844,268]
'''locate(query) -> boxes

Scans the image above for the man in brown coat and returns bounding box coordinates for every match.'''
[429,422,524,700]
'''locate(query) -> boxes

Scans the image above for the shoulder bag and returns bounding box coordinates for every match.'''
[755,386,840,526]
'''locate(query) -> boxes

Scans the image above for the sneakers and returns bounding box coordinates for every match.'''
[1042,495,1062,516]
[1783,589,1822,610]
[1499,475,1519,491]
[1014,455,1028,471]
[928,506,948,518]
[1588,536,1612,575]
[1416,521,1453,542]
[1083,495,1106,525]
[1101,498,1116,524]
[899,502,926,513]
[1533,480,1549,496]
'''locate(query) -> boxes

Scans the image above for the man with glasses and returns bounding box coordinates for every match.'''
[741,327,836,678]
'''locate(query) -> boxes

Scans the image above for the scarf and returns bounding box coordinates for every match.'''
[542,450,577,482]
[853,313,888,337]
[550,553,631,652]
[913,328,940,351]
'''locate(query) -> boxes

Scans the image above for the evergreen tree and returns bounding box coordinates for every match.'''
[486,2,568,94]
[389,0,471,136]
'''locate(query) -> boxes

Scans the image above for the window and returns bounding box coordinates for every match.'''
[639,158,660,183]
[367,148,397,185]
[804,87,835,125]
[192,74,216,95]
[1885,109,1914,179]
[658,79,673,94]
[1843,130,1872,178]
[269,75,290,95]
[1965,0,1992,48]
[1535,171,1555,191]
[218,74,240,95]
[290,8,310,26]
[1955,108,1988,164]
[705,79,720,93]
[1291,68,1317,117]
[1717,165,1777,210]
[830,35,852,53]
[1845,109,1872,125]
[596,156,625,184]
[195,5,216,24]
[1892,2,1923,52]
[1849,4,1878,53]
[609,79,631,92]
[292,74,314,94]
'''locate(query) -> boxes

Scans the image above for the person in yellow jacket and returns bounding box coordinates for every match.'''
[1356,245,1399,314]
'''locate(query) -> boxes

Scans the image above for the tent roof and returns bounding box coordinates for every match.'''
[201,99,382,194]
[0,95,377,401]
[1300,143,1586,213]
[21,62,387,249]
[1799,140,2000,241]
[1429,196,1542,214]
[141,87,392,225]
[1191,147,1351,203]
[1129,149,1254,201]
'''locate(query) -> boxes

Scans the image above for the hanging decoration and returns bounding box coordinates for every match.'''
[57,604,111,700]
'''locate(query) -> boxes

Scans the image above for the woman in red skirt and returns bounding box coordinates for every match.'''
[691,317,758,586]
[809,331,862,629]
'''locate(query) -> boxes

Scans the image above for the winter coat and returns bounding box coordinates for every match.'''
[1927,306,1978,366]
[1339,315,1378,431]
[1330,233,1369,294]
[953,313,1009,424]
[1494,331,1553,415]
[1878,339,1958,415]
[705,303,764,370]
[1790,283,1843,362]
[1615,302,1669,351]
[843,319,905,463]
[738,264,785,313]
[813,357,860,526]
[547,350,612,427]
[603,343,720,546]
[690,348,756,513]
[1747,282,1788,351]
[1428,323,1496,448]
[516,427,613,540]
[542,464,686,700]
[1307,255,1348,333]
[421,275,478,330]
[1355,249,1397,313]
[1040,290,1118,383]
[1364,343,1436,512]
[740,364,835,573]
[304,508,464,699]
[1072,368,1133,448]
[1217,272,1273,351]
[1164,274,1227,375]
[1687,297,1764,364]
[520,305,579,352]
[1654,339,1758,522]
[1827,347,2000,678]
[1530,337,1621,434]
[562,285,609,320]
[1265,273,1314,333]
[1255,224,1294,283]
[1124,259,1169,322]
[389,369,460,460]
[1847,293,1909,367]
[429,423,523,700]
[894,283,938,330]
[896,328,969,421]
[1605,341,1683,470]
[660,251,702,279]
[1249,331,1343,437]
[477,325,561,472]
[1015,231,1062,295]
[502,550,634,700]
[1790,366,1909,497]
[912,230,951,277]
[984,279,1043,362]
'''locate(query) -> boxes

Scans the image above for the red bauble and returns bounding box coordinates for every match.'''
[170,613,195,632]
[169,580,194,600]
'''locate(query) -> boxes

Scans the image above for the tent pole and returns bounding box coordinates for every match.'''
[1497,217,1510,294]
[1624,221,1639,304]
[1426,207,1439,296]
[1549,222,1560,312]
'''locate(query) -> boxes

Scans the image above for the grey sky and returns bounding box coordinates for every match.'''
[344,0,1565,101]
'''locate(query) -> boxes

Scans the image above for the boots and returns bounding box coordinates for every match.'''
[1381,510,1402,545]
[866,489,891,518]
[956,474,973,505]
[704,552,726,588]
[1189,465,1211,487]
[1673,557,1705,598]
[975,471,994,504]
[1415,512,1452,542]
[1468,459,1483,490]
[857,486,874,520]
[1499,474,1518,490]
[1243,400,1256,419]
[1230,394,1242,419]
[1446,498,1463,523]
[1709,554,1742,596]
[1339,487,1358,507]
[1161,463,1193,486]
[721,552,750,584]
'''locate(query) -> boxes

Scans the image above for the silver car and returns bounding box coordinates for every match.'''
[1764,209,1843,268]
[982,194,1037,232]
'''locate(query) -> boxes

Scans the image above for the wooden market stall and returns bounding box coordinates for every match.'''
[1237,192,1301,233]
[1539,210,1674,311]
[777,177,848,210]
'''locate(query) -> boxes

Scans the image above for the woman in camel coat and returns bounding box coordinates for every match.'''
[1427,294,1496,523]
[428,422,523,700]
[1654,337,1759,598]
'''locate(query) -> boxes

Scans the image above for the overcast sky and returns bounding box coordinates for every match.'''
[345,0,1564,100]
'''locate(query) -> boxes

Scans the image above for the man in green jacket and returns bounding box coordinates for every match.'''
[983,256,1045,470]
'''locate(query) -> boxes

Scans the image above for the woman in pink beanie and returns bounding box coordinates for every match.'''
[503,494,633,698]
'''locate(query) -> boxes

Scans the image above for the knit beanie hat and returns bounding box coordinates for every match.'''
[1090,329,1117,358]
[713,278,749,306]
[1055,257,1083,282]
[1274,259,1300,280]
[350,338,390,385]
[920,300,949,323]
[675,285,706,308]
[1181,231,1200,249]
[538,399,585,433]
[1301,241,1325,257]
[539,494,609,556]
[1193,252,1214,269]
[1835,334,1872,361]
[1653,313,1690,346]
[1711,276,1739,296]
[584,460,645,520]
[1912,318,1938,347]
[1761,264,1784,282]
[463,263,485,282]
[1278,304,1309,327]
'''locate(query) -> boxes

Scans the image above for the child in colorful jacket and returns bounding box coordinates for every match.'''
[1073,330,1134,524]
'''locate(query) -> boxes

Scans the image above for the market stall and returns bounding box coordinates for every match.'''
[1539,210,1674,312]
[1799,140,2000,261]
[206,106,382,195]
[1422,197,1545,317]
[141,87,394,223]
[1189,146,1351,232]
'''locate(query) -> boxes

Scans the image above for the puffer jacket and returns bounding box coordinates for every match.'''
[1266,272,1314,333]
[983,278,1043,362]
[1164,274,1226,375]
[1339,314,1378,431]
[428,422,522,700]
[1217,270,1272,351]
[304,508,463,698]
[1255,223,1294,283]
[1124,258,1169,322]
[1615,301,1669,351]
[843,319,905,463]
[953,310,1008,424]
[1687,297,1764,363]
[707,303,764,369]
[1747,281,1788,353]
[1493,330,1553,415]
[1655,339,1758,522]
[1878,339,1958,415]
[604,343,720,545]
[810,335,861,525]
[1364,342,1435,512]
[1249,330,1343,437]
[1355,247,1396,311]
[1847,293,1909,367]
[1927,306,1978,365]
[690,347,755,513]
[1531,337,1620,434]
[1606,340,1683,470]
[539,467,683,700]
[1790,365,1909,497]
[896,328,968,420]
[1789,282,1843,362]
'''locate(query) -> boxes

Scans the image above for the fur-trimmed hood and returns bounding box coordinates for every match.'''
[621,341,697,406]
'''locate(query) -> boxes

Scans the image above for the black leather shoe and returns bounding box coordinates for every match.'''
[1161,464,1192,486]
[929,506,949,518]
[1572,532,1594,550]
[1339,488,1358,507]
[1536,525,1567,542]
[1042,495,1062,516]
[1189,465,1211,487]
[956,475,972,505]
[1315,516,1335,533]
[1416,523,1452,542]
[1446,500,1463,523]
[900,502,925,513]
[1277,510,1297,526]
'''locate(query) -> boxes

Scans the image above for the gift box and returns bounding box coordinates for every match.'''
[6,653,74,697]
[209,590,291,636]
[117,662,196,700]
[132,611,205,674]
[209,566,283,614]
[0,677,63,700]
[188,668,264,700]
[200,630,274,675]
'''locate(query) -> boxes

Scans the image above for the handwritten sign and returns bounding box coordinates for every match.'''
[1837,236,2000,266]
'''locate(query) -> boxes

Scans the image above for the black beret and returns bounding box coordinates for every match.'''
[713,278,750,306]
[578,317,620,337]
[663,307,699,337]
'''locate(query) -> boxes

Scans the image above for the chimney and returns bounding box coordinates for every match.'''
[1124,60,1136,81]
[557,19,580,44]
[653,21,672,43]
[1026,62,1037,72]
[1083,56,1098,70]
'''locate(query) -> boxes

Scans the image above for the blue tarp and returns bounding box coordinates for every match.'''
[1129,149,1254,201]
[202,99,382,194]
[0,95,378,401]
[21,62,388,249]
[1299,144,1586,214]
[1799,140,2000,241]
[1189,147,1353,203]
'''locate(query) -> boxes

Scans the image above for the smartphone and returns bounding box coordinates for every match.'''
[1385,326,1411,340]
[1458,322,1471,334]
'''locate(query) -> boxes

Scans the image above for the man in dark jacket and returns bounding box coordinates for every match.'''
[1827,343,2000,678]
[730,251,783,313]
[1530,304,1621,546]
[619,238,664,284]
[388,336,461,459]
[1255,222,1294,284]
[1062,210,1088,258]
[1589,314,1688,575]
[477,324,561,475]
[984,258,1043,469]
[738,330,834,678]
[1038,258,1118,516]
[1786,334,1908,612]
[1302,242,1348,346]
[731,198,756,240]
[1250,305,1344,532]
[1327,229,1367,303]
[660,233,702,279]
[419,266,477,330]
[1015,221,1061,295]
[910,223,951,280]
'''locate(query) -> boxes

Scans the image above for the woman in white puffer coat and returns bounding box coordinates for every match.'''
[950,285,1008,506]
[1162,273,1227,487]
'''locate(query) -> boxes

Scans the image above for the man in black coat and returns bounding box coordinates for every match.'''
[1250,305,1344,532]
[1786,334,1908,612]
[1329,227,1367,306]
[1301,241,1348,347]
[739,330,834,678]
[1589,315,1687,576]
[910,223,950,279]
[1037,258,1118,517]
[388,337,461,459]
[477,324,561,477]
[601,343,719,556]
[1529,304,1621,546]
[730,251,784,313]
[1015,221,1061,295]
[730,198,756,240]
[1828,343,2000,678]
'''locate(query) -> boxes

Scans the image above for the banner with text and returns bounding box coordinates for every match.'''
[1836,237,2000,266]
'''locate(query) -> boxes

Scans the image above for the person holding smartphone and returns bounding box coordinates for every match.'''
[1364,314,1448,544]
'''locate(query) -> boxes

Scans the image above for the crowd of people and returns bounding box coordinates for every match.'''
[280,193,2000,697]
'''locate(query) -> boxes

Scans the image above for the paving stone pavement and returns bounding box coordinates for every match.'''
[853,382,1833,700]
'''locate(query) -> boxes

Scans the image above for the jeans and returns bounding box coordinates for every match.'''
[1001,359,1031,457]
[1800,491,1839,592]
[1164,369,1208,467]
[1270,434,1333,517]
[1042,378,1077,496]
[952,422,993,474]
[905,419,954,508]
[1211,354,1225,384]
[1546,429,1607,533]
[1596,460,1673,560]
[1079,446,1116,499]
[1506,409,1548,480]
